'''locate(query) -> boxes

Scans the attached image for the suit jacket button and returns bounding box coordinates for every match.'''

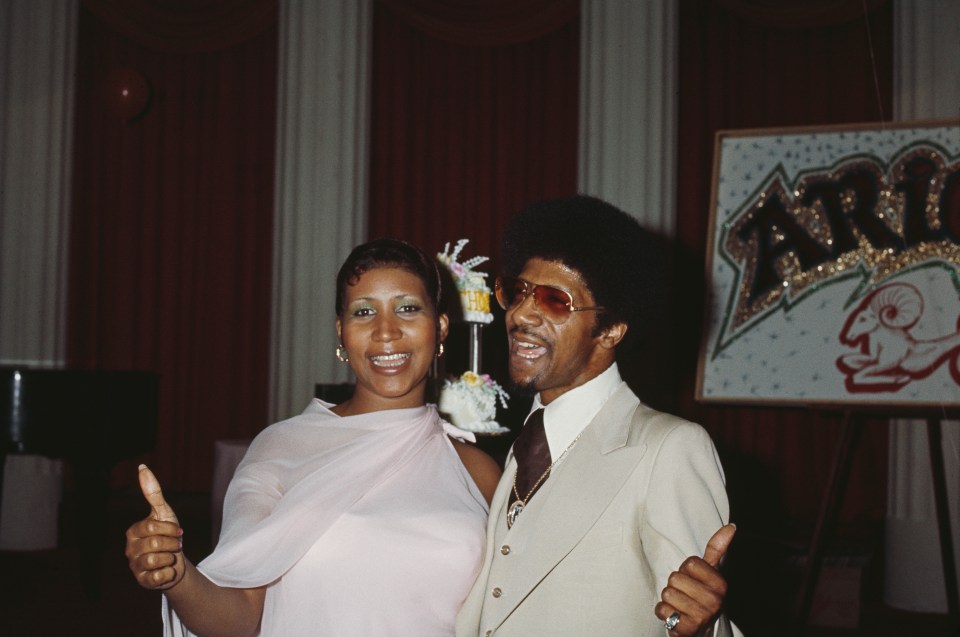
[500,545,510,555]
[492,587,502,598]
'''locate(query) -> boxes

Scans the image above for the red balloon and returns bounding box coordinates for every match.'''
[103,67,151,122]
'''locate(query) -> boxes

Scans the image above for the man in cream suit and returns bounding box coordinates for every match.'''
[457,196,737,637]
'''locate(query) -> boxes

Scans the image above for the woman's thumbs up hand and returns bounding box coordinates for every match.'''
[125,465,186,590]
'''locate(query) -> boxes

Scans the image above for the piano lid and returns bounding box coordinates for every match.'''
[0,367,158,461]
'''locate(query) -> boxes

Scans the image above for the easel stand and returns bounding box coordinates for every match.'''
[793,412,959,635]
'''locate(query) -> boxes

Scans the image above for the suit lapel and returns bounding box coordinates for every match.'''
[491,385,647,623]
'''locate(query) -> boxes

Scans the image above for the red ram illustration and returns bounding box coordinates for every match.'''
[837,282,960,392]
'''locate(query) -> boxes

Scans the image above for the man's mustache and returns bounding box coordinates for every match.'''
[508,325,549,345]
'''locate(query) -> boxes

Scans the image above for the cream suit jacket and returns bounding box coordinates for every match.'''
[456,384,734,637]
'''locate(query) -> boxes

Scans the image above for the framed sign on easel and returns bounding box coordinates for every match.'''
[696,119,960,631]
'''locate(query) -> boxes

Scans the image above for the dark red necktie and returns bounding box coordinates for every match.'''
[512,408,551,503]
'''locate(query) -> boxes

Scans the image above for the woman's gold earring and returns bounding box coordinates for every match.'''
[437,343,444,358]
[336,345,349,363]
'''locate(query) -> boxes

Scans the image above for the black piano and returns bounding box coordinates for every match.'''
[0,367,158,596]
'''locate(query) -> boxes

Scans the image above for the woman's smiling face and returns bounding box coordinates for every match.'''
[337,266,447,413]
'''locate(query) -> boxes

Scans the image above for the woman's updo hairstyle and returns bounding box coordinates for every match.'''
[335,238,443,319]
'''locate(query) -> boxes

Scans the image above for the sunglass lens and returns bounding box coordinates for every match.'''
[495,277,523,310]
[535,286,573,320]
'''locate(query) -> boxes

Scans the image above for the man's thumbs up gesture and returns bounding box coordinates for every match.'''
[655,524,736,636]
[125,465,186,590]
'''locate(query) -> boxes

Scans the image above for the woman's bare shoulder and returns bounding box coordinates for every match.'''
[449,439,502,505]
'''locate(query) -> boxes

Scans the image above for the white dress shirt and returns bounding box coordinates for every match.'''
[526,362,624,462]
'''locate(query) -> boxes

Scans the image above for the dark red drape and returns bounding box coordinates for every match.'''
[369,0,579,407]
[376,0,578,46]
[67,2,278,491]
[80,0,277,53]
[369,0,579,273]
[675,0,894,529]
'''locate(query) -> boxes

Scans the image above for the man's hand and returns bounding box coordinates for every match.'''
[655,523,735,636]
[125,464,186,591]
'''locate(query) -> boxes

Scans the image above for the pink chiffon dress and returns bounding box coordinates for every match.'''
[163,400,489,636]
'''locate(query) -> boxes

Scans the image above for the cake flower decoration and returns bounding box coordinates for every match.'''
[438,371,510,434]
[437,239,494,324]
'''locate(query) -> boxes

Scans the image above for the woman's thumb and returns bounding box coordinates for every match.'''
[138,464,179,524]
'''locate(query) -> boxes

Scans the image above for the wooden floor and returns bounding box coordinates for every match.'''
[0,489,955,636]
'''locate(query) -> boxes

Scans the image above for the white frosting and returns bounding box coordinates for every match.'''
[438,372,509,434]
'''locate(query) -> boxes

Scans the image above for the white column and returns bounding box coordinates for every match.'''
[578,0,677,234]
[0,0,76,550]
[270,0,371,422]
[0,0,76,366]
[887,0,960,613]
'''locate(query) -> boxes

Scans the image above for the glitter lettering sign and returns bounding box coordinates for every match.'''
[697,120,960,408]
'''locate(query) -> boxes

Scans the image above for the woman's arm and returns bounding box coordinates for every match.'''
[451,440,502,504]
[162,559,266,637]
[125,465,266,637]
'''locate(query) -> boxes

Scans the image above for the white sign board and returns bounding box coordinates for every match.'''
[697,120,960,408]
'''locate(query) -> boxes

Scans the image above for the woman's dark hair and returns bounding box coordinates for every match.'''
[335,238,442,318]
[501,195,664,349]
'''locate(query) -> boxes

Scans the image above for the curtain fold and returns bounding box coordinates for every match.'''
[0,0,76,366]
[67,5,278,490]
[712,0,888,29]
[369,0,578,272]
[80,0,277,53]
[377,0,577,46]
[578,0,677,233]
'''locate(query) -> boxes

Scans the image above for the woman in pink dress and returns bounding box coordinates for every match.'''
[125,239,502,636]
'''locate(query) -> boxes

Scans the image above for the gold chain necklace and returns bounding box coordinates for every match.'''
[506,432,582,529]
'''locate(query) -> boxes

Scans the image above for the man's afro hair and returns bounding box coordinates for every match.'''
[501,195,665,348]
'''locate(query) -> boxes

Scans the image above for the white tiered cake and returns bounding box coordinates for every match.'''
[438,371,510,434]
[436,239,509,434]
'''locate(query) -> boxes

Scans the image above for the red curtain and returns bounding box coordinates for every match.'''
[79,0,277,53]
[675,0,893,528]
[369,1,579,398]
[67,1,278,491]
[369,0,579,273]
[377,0,578,46]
